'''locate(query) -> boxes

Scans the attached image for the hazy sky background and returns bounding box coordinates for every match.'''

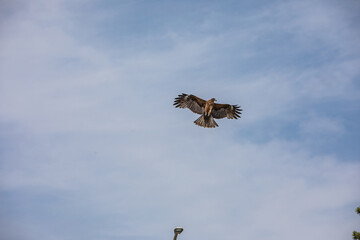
[1,0,360,240]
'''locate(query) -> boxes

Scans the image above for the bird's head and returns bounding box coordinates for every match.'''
[210,98,217,102]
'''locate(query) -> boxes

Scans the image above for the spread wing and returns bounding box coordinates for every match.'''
[211,103,242,119]
[174,93,205,115]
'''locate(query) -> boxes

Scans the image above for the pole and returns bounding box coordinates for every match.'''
[173,227,183,240]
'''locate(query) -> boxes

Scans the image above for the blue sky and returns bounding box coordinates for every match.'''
[0,0,360,240]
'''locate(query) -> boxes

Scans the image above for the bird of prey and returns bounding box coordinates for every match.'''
[174,93,242,128]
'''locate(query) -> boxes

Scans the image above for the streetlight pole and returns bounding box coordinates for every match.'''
[173,227,183,240]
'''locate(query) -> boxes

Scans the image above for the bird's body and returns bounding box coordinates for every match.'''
[204,98,216,116]
[174,94,242,128]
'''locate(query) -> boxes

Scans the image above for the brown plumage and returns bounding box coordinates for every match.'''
[174,93,242,128]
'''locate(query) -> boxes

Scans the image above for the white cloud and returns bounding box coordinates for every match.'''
[300,113,346,135]
[2,136,359,240]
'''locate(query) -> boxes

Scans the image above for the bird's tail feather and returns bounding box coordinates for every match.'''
[194,115,218,128]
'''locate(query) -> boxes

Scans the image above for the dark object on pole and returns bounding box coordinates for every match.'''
[173,227,183,240]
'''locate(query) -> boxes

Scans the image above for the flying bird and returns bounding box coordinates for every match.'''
[174,93,242,128]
